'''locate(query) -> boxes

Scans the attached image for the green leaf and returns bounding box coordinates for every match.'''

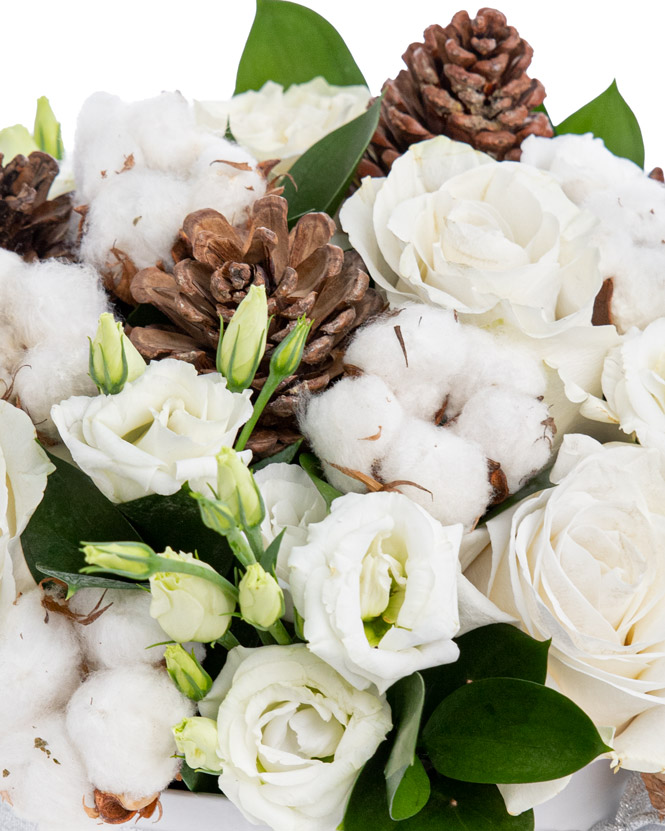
[37,567,145,597]
[299,452,342,508]
[21,453,142,584]
[481,467,552,524]
[282,97,382,224]
[345,748,533,831]
[556,80,644,167]
[235,0,366,94]
[118,487,234,577]
[259,528,285,573]
[421,623,550,720]
[125,303,172,328]
[385,673,426,817]
[423,678,611,784]
[179,761,221,794]
[251,438,303,471]
[389,757,431,821]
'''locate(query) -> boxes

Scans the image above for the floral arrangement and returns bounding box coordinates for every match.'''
[1,3,664,831]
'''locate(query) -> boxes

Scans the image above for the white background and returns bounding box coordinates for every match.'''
[1,0,663,171]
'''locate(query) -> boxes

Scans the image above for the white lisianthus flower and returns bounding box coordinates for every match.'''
[51,358,252,503]
[195,77,371,174]
[466,434,665,773]
[581,318,665,450]
[198,644,392,831]
[0,401,54,620]
[288,491,510,694]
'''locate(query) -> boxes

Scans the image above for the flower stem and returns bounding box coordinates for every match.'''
[268,620,292,645]
[151,556,239,600]
[234,375,281,452]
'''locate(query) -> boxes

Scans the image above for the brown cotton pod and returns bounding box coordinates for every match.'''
[359,7,553,177]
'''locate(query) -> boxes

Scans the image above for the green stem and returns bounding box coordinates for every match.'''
[244,525,266,562]
[151,556,239,600]
[216,631,241,649]
[227,527,257,568]
[235,373,282,452]
[268,619,292,645]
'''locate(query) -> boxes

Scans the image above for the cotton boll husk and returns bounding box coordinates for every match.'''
[300,375,405,493]
[344,305,470,420]
[0,714,98,831]
[379,420,491,530]
[0,590,83,733]
[450,388,553,492]
[66,665,196,798]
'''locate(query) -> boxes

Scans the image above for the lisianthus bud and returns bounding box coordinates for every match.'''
[149,548,235,643]
[81,541,155,578]
[0,124,38,161]
[172,717,223,773]
[238,563,284,629]
[164,644,213,701]
[193,492,238,536]
[216,447,264,529]
[89,312,147,394]
[33,96,63,159]
[269,315,312,380]
[217,284,268,392]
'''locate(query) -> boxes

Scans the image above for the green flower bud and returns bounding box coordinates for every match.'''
[217,284,268,392]
[164,644,213,701]
[238,563,284,629]
[269,315,312,380]
[89,312,147,394]
[33,96,64,160]
[192,491,238,536]
[81,541,155,578]
[216,447,264,529]
[0,124,38,163]
[172,717,223,773]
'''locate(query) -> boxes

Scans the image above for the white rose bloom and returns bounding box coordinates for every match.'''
[198,644,391,831]
[195,77,371,174]
[0,401,54,620]
[466,434,665,772]
[51,358,252,503]
[288,491,510,694]
[581,318,665,450]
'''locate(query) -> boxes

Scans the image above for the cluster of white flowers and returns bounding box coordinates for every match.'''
[522,133,665,333]
[301,304,553,530]
[74,91,266,272]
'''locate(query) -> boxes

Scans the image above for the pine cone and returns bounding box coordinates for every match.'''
[0,151,73,260]
[360,7,553,176]
[128,194,385,457]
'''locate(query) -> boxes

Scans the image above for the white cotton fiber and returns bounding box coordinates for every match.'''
[300,375,405,493]
[451,388,553,492]
[0,590,83,734]
[0,250,109,438]
[69,588,173,669]
[344,305,469,420]
[379,421,492,530]
[65,665,195,798]
[0,714,97,831]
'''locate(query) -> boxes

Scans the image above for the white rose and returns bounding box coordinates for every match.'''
[0,401,54,620]
[467,434,665,772]
[51,359,252,503]
[288,491,510,694]
[198,644,391,831]
[195,77,371,174]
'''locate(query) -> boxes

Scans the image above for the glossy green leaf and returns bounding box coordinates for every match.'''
[179,761,221,794]
[423,678,611,784]
[282,98,382,224]
[556,80,644,167]
[421,624,550,720]
[299,452,342,508]
[389,757,431,821]
[37,567,145,596]
[385,673,426,817]
[260,528,285,573]
[235,0,366,94]
[118,487,234,576]
[22,453,142,584]
[345,747,533,831]
[252,439,303,471]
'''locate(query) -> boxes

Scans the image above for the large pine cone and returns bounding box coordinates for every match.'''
[0,151,72,260]
[361,7,553,176]
[128,194,385,457]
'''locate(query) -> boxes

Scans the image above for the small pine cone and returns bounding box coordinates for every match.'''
[0,151,73,260]
[128,194,386,457]
[360,7,553,177]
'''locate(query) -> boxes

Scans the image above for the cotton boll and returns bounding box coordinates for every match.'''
[344,305,469,419]
[125,91,202,173]
[451,388,554,492]
[0,714,97,831]
[0,590,83,733]
[379,420,491,530]
[66,665,196,798]
[300,375,405,493]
